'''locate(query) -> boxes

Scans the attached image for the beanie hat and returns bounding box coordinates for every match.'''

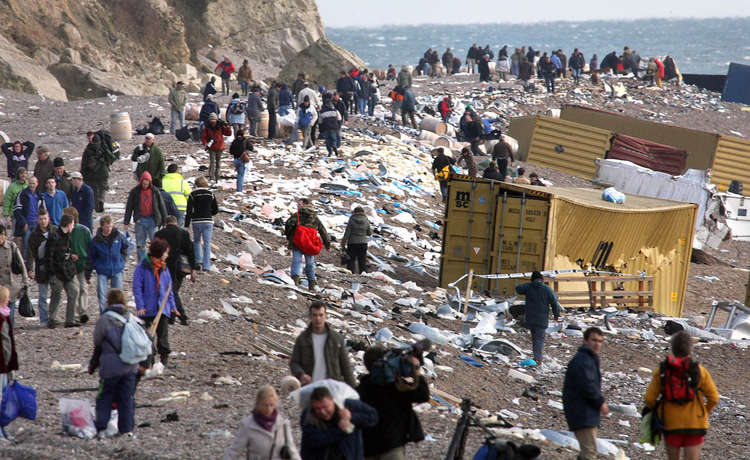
[53,157,65,167]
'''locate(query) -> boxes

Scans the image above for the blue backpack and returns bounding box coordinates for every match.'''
[299,109,314,127]
[104,311,153,365]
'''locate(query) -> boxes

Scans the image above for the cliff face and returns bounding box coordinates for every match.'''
[0,0,327,101]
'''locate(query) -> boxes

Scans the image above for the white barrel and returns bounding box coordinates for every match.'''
[258,112,269,137]
[418,130,439,144]
[110,112,132,141]
[436,122,455,136]
[185,103,200,121]
[433,135,455,149]
[419,117,441,133]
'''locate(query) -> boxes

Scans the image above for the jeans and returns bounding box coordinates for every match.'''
[439,181,448,200]
[356,97,366,115]
[170,108,185,134]
[233,158,246,192]
[530,327,546,363]
[22,222,36,267]
[240,80,249,96]
[208,149,222,182]
[8,301,16,330]
[135,216,156,263]
[572,68,582,83]
[192,222,213,270]
[301,126,313,149]
[174,210,185,228]
[49,277,80,325]
[96,272,123,313]
[37,282,49,325]
[544,75,555,93]
[75,272,88,318]
[291,248,315,281]
[324,131,341,156]
[95,374,135,434]
[367,96,377,116]
[467,58,476,74]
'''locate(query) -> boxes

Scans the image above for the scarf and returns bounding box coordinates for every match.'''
[139,187,154,217]
[252,409,278,432]
[150,256,164,287]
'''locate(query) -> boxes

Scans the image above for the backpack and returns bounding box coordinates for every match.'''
[94,130,120,166]
[298,109,314,127]
[175,126,191,142]
[659,356,700,404]
[292,213,322,256]
[230,101,246,115]
[104,311,153,365]
[435,164,451,182]
[136,117,165,135]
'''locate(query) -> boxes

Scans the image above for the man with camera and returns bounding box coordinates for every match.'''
[357,345,430,460]
[290,301,356,388]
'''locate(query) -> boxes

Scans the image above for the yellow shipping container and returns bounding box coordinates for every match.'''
[440,177,696,317]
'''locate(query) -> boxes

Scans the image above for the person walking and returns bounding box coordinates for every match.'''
[336,71,355,113]
[245,86,264,137]
[514,271,561,364]
[236,59,253,97]
[131,133,166,182]
[81,132,114,214]
[161,164,191,227]
[87,288,138,438]
[319,94,343,157]
[226,92,247,135]
[42,176,69,226]
[13,175,42,266]
[0,287,19,441]
[541,56,557,94]
[283,198,330,291]
[3,168,27,224]
[46,213,80,328]
[69,172,95,232]
[563,327,609,460]
[431,147,455,202]
[28,209,55,327]
[203,76,218,102]
[124,171,167,263]
[223,385,301,460]
[87,215,129,313]
[63,207,92,325]
[132,238,177,366]
[267,82,279,139]
[184,177,218,271]
[0,224,28,327]
[467,44,479,74]
[168,81,187,134]
[229,130,253,193]
[397,65,412,89]
[201,113,232,183]
[32,145,54,188]
[199,94,221,131]
[154,215,194,326]
[215,56,235,96]
[644,331,719,460]
[341,207,371,275]
[52,157,72,201]
[298,96,318,151]
[1,140,33,179]
[401,88,417,129]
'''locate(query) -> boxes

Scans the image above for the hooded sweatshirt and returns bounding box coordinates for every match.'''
[342,212,371,246]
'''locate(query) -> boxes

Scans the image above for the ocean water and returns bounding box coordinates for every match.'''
[327,18,750,74]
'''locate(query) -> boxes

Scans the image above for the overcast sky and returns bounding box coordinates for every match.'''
[317,0,750,28]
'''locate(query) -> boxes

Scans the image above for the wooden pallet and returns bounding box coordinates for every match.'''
[549,275,654,310]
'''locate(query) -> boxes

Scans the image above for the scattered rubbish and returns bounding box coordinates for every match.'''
[520,359,537,367]
[508,369,537,384]
[51,361,82,372]
[161,411,179,423]
[459,355,484,367]
[198,310,222,321]
[214,376,242,386]
[220,300,241,316]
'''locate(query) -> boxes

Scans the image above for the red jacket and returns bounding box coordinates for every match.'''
[655,59,665,78]
[215,61,235,77]
[201,121,232,152]
[439,98,452,118]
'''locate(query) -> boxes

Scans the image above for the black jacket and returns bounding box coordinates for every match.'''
[46,227,77,282]
[229,137,253,160]
[28,224,57,283]
[431,153,454,174]
[184,188,218,226]
[334,99,348,122]
[358,375,429,456]
[563,344,604,431]
[336,76,354,94]
[124,184,167,226]
[154,224,195,278]
[483,167,504,180]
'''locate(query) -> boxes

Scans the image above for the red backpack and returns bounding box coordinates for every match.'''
[292,213,322,256]
[660,356,700,404]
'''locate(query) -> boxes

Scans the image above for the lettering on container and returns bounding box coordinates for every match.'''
[455,191,471,208]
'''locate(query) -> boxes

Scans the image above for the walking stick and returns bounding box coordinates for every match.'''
[148,282,173,338]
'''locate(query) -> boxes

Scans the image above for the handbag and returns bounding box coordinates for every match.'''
[179,255,192,274]
[17,286,34,318]
[292,213,322,256]
[240,150,251,163]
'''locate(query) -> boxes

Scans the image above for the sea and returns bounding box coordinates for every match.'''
[326,17,750,75]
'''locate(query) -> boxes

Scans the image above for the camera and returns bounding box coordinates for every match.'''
[206,139,215,149]
[369,339,431,390]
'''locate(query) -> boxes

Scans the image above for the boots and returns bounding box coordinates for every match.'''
[307,279,317,291]
[160,354,169,367]
[291,275,301,286]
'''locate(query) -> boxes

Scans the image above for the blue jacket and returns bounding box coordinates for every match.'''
[87,228,128,278]
[226,98,246,124]
[563,344,605,431]
[71,182,95,231]
[89,304,139,378]
[515,279,561,329]
[402,90,416,112]
[13,187,42,237]
[132,256,176,318]
[199,100,220,122]
[279,87,294,107]
[43,189,69,225]
[301,398,378,460]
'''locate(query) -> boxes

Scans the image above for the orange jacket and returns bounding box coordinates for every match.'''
[201,121,232,152]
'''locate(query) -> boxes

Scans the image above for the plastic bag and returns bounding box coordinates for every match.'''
[15,382,36,420]
[0,382,19,425]
[60,398,96,439]
[288,379,359,409]
[639,411,662,446]
[602,187,626,204]
[18,287,35,318]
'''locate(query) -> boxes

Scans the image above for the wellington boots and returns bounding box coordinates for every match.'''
[308,279,317,291]
[291,275,301,286]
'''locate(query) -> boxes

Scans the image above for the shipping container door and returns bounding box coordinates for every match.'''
[490,192,549,295]
[439,178,498,291]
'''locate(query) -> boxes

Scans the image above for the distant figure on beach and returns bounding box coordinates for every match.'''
[478,54,491,82]
[214,56,235,96]
[590,54,598,72]
[386,64,396,80]
[466,44,479,74]
[442,48,454,75]
[202,76,217,102]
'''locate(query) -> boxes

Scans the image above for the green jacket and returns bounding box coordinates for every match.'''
[131,144,166,181]
[397,69,412,89]
[70,223,92,272]
[168,87,187,112]
[341,212,371,246]
[284,206,330,251]
[289,324,356,387]
[3,180,27,217]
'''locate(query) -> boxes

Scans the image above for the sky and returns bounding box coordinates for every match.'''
[317,0,750,28]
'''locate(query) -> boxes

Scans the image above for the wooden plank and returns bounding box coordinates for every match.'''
[557,290,654,297]
[551,275,653,282]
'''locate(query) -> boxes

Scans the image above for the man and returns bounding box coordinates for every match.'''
[442,48,454,74]
[569,51,584,85]
[124,171,167,262]
[1,140,33,179]
[396,65,412,90]
[550,51,562,79]
[466,44,479,74]
[81,131,116,214]
[154,215,195,326]
[43,177,69,226]
[202,76,218,102]
[236,60,253,96]
[87,214,129,313]
[530,172,545,186]
[46,213,80,328]
[2,168,27,223]
[492,140,513,182]
[69,172,95,232]
[199,94,221,131]
[386,64,396,80]
[13,175,42,264]
[301,386,378,460]
[400,88,417,129]
[358,346,430,460]
[52,157,72,200]
[168,81,187,134]
[519,57,533,88]
[245,85,264,137]
[356,75,370,116]
[514,167,531,185]
[478,54,491,82]
[214,56,235,95]
[226,92,246,134]
[28,209,55,326]
[152,177,178,222]
[267,82,279,139]
[319,94,343,157]
[541,55,557,94]
[33,145,54,188]
[290,301,355,387]
[298,81,321,111]
[0,222,28,327]
[62,207,91,325]
[332,91,348,124]
[563,327,609,460]
[161,164,191,226]
[460,111,484,156]
[431,147,455,202]
[336,71,355,113]
[515,271,561,364]
[131,133,165,182]
[201,113,232,183]
[283,198,331,291]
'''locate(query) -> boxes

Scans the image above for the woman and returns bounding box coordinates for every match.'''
[185,177,218,271]
[226,93,247,135]
[644,331,719,460]
[224,385,300,460]
[298,96,318,150]
[0,223,29,327]
[341,207,371,275]
[132,238,177,367]
[0,287,18,440]
[229,129,254,193]
[88,288,138,437]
